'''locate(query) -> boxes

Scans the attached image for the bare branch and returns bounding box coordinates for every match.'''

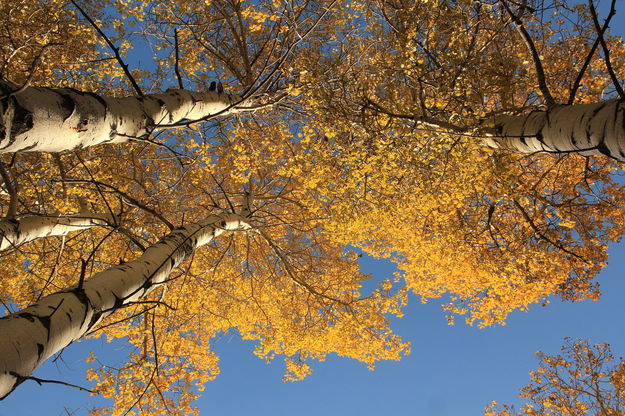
[10,372,94,394]
[173,29,184,89]
[69,0,144,97]
[501,0,556,107]
[86,305,157,337]
[211,173,236,213]
[589,0,625,100]
[363,98,467,133]
[35,236,67,302]
[568,0,617,104]
[73,153,118,227]
[0,43,61,100]
[513,200,589,263]
[258,229,350,306]
[57,178,174,231]
[0,161,18,219]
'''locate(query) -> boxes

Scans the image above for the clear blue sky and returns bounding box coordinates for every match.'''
[2,243,625,416]
[2,4,625,416]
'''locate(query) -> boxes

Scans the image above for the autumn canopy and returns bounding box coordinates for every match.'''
[0,0,624,413]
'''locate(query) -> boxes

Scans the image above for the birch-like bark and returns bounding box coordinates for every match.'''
[0,81,253,153]
[0,212,113,250]
[0,214,248,399]
[482,100,625,161]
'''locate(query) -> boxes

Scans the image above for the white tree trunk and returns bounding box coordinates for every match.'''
[0,214,248,399]
[482,100,625,161]
[0,211,113,250]
[0,81,247,153]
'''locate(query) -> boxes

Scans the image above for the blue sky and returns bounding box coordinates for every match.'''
[201,247,625,416]
[2,242,625,416]
[2,3,625,416]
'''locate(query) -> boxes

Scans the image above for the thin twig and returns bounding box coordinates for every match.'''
[116,226,148,251]
[173,29,184,89]
[69,0,143,97]
[513,200,589,263]
[363,98,467,133]
[0,43,61,100]
[52,154,68,197]
[11,372,94,394]
[85,305,157,337]
[77,258,88,289]
[568,0,616,103]
[258,230,349,306]
[75,227,119,291]
[56,178,174,230]
[0,161,18,219]
[211,174,236,213]
[73,153,118,227]
[35,236,67,302]
[589,0,625,100]
[501,0,556,107]
[150,312,160,376]
[160,0,336,129]
[121,366,157,416]
[116,131,189,168]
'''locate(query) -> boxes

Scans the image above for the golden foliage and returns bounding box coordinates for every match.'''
[2,0,625,413]
[487,339,625,415]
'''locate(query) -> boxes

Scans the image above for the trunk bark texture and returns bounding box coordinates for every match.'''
[0,81,243,153]
[0,214,248,399]
[0,212,112,250]
[482,100,625,161]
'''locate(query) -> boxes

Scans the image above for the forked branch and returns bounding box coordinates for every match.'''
[501,0,556,107]
[568,0,617,103]
[588,0,625,100]
[69,0,144,97]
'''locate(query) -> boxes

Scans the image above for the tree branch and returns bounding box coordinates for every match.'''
[173,29,184,90]
[513,199,589,263]
[10,372,94,394]
[363,99,467,133]
[57,178,174,231]
[568,0,617,104]
[588,0,625,100]
[501,0,556,107]
[0,161,18,219]
[258,229,350,306]
[0,43,61,100]
[69,0,144,97]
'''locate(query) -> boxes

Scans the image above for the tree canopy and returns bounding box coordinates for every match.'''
[1,0,624,414]
[488,339,625,415]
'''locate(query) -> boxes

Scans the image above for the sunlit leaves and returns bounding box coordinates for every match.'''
[3,0,625,413]
[288,0,625,325]
[487,339,625,415]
